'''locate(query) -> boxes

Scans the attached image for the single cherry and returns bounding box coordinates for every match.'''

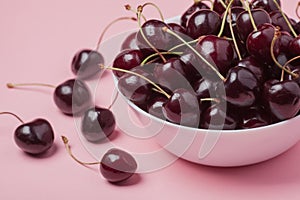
[180,0,209,27]
[121,32,139,50]
[213,0,242,15]
[186,9,222,39]
[81,107,116,142]
[236,56,266,83]
[251,0,281,13]
[0,112,55,154]
[62,136,138,183]
[147,96,168,120]
[7,79,92,116]
[238,106,271,129]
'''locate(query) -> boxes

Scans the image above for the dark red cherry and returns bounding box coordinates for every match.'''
[236,56,266,83]
[195,35,237,76]
[222,66,260,107]
[14,119,55,154]
[213,0,242,15]
[193,78,219,100]
[239,106,271,129]
[117,68,154,107]
[186,9,221,39]
[180,50,203,82]
[112,49,144,78]
[71,49,104,79]
[223,6,245,37]
[81,107,116,142]
[251,0,281,13]
[180,1,209,27]
[53,79,92,115]
[100,148,138,183]
[121,32,139,50]
[136,19,172,52]
[246,23,279,65]
[289,36,300,57]
[147,96,168,120]
[154,58,192,90]
[236,9,271,42]
[263,79,300,120]
[270,10,293,34]
[162,88,200,127]
[200,103,237,130]
[168,23,191,48]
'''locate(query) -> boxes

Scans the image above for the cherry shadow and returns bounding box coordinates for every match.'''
[112,174,142,186]
[24,143,59,159]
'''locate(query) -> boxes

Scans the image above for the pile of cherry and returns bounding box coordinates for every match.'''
[113,0,300,130]
[2,0,300,184]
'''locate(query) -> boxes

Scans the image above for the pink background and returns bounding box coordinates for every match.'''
[1,0,300,199]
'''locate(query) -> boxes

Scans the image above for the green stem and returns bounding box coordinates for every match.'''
[228,8,242,60]
[244,0,257,31]
[218,0,234,37]
[168,39,198,52]
[141,51,183,66]
[140,2,164,21]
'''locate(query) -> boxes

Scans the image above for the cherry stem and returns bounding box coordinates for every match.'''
[162,27,226,81]
[141,51,183,66]
[108,91,119,110]
[296,2,300,20]
[61,136,100,166]
[168,39,199,52]
[0,112,24,124]
[137,6,167,63]
[96,17,137,51]
[244,0,257,31]
[200,98,220,104]
[139,2,165,21]
[218,0,234,37]
[283,55,300,69]
[218,0,227,9]
[270,29,299,78]
[100,65,171,99]
[6,83,56,89]
[272,0,297,38]
[228,8,242,60]
[280,67,285,82]
[124,4,147,22]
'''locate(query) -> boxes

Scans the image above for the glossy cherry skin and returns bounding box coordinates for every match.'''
[213,0,242,15]
[263,80,300,121]
[222,66,260,107]
[195,35,237,77]
[136,19,172,52]
[186,9,221,39]
[180,1,209,27]
[223,6,245,37]
[238,106,271,129]
[14,119,55,154]
[270,10,293,34]
[53,79,92,115]
[154,58,192,91]
[71,49,104,79]
[200,103,237,130]
[121,32,139,50]
[168,23,190,48]
[289,36,300,57]
[180,50,203,82]
[117,68,153,107]
[236,9,271,43]
[81,107,116,142]
[193,78,220,100]
[162,88,200,128]
[100,148,137,183]
[147,96,168,120]
[236,56,266,84]
[251,0,281,13]
[247,23,279,65]
[112,49,144,78]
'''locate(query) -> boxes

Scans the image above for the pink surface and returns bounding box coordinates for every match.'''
[1,0,300,199]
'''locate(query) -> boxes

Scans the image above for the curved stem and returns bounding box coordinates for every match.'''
[228,8,242,60]
[272,0,297,38]
[140,2,164,21]
[137,6,166,63]
[218,0,234,37]
[168,39,198,52]
[101,65,170,99]
[0,112,24,124]
[283,55,300,69]
[141,51,183,66]
[270,30,299,78]
[7,83,56,89]
[108,91,119,110]
[96,17,137,51]
[124,4,147,22]
[244,0,257,31]
[218,0,227,9]
[61,136,100,166]
[297,2,300,20]
[162,27,226,81]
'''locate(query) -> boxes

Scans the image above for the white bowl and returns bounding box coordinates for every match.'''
[111,14,300,167]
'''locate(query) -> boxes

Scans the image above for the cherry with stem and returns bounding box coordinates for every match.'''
[0,112,55,155]
[61,136,138,183]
